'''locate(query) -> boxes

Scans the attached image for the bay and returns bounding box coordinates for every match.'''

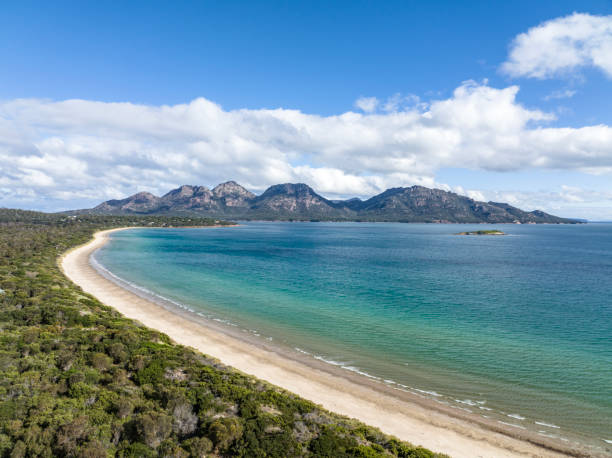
[95,222,612,450]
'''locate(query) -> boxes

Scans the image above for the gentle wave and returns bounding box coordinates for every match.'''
[498,421,526,430]
[312,355,348,367]
[456,399,485,406]
[91,254,197,314]
[535,421,560,429]
[341,365,382,380]
[413,388,442,397]
[92,254,241,333]
[295,346,451,398]
[294,347,311,355]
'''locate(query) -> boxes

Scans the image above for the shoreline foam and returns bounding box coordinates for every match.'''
[60,228,596,458]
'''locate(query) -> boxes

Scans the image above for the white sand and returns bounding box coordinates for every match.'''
[60,228,573,458]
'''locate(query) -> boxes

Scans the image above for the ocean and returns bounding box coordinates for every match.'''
[94,222,612,453]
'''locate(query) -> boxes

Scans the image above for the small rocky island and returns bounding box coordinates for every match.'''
[457,230,505,235]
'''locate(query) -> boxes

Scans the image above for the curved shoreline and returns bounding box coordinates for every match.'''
[60,228,588,458]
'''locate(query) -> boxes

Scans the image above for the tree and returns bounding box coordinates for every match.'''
[209,417,244,451]
[135,412,173,448]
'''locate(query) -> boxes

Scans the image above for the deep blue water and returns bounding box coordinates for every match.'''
[95,222,612,449]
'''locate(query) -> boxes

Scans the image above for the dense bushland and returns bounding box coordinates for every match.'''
[0,209,443,457]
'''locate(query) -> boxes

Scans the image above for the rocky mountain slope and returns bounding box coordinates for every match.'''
[79,181,579,223]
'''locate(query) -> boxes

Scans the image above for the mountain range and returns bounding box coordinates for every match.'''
[76,181,579,223]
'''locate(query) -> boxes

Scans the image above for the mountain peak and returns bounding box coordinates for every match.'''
[92,190,161,214]
[162,185,211,199]
[212,181,255,198]
[85,181,579,223]
[252,183,345,216]
[212,181,255,207]
[131,191,158,200]
[260,183,318,197]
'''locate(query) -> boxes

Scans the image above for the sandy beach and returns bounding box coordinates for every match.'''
[60,228,584,458]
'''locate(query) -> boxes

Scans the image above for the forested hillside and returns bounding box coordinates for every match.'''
[0,209,441,457]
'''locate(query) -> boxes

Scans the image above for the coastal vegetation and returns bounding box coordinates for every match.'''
[0,209,443,457]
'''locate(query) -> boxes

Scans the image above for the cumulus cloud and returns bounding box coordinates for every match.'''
[1,80,612,211]
[501,13,612,79]
[354,96,378,113]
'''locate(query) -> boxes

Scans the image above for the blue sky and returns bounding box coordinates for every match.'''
[1,1,612,219]
[2,0,610,118]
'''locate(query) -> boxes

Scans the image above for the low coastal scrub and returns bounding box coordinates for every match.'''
[0,209,444,457]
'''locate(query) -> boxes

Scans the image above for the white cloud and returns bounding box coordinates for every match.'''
[542,89,576,101]
[1,81,612,212]
[354,96,378,113]
[465,189,487,202]
[356,93,425,113]
[502,13,612,79]
[472,186,612,221]
[382,93,424,112]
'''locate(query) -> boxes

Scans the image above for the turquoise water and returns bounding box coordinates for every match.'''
[95,223,612,450]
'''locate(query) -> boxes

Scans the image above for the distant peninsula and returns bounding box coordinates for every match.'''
[68,181,581,224]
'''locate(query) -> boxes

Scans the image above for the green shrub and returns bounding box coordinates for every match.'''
[349,445,388,457]
[135,412,173,448]
[0,211,444,458]
[398,446,436,458]
[209,417,244,450]
[91,352,113,371]
[117,441,157,457]
[181,436,213,457]
[135,359,167,385]
[309,427,356,456]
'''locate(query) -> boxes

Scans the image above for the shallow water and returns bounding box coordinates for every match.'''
[95,222,612,451]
